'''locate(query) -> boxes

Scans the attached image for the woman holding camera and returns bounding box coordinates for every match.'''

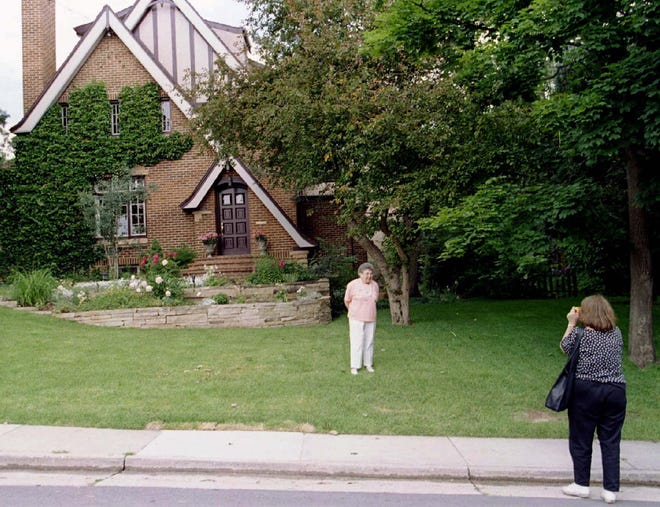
[560,295,626,504]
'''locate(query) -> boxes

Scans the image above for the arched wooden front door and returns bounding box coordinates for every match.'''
[217,185,249,255]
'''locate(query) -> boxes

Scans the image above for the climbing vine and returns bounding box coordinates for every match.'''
[0,82,193,277]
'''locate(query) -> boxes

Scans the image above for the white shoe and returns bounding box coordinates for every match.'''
[562,483,590,498]
[366,366,374,373]
[601,490,616,504]
[351,368,358,375]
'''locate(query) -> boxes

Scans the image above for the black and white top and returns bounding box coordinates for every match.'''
[561,327,626,384]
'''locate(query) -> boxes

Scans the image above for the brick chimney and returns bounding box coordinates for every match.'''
[21,0,56,114]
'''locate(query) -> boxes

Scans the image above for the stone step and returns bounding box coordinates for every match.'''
[182,255,257,279]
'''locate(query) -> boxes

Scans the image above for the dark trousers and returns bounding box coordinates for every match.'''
[568,379,626,491]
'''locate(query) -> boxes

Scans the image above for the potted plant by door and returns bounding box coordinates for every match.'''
[199,232,219,257]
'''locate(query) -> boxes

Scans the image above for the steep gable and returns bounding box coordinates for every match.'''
[12,5,189,134]
[12,0,315,252]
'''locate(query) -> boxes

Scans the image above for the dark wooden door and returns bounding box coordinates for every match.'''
[218,187,249,254]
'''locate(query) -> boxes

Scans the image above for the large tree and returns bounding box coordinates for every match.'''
[368,0,658,366]
[193,0,477,324]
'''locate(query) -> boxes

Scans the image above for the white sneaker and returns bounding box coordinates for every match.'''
[351,368,358,375]
[366,366,374,373]
[562,483,590,498]
[601,490,616,504]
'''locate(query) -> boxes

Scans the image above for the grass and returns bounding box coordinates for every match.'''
[0,298,658,440]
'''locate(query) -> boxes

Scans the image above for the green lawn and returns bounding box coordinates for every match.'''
[1,298,658,440]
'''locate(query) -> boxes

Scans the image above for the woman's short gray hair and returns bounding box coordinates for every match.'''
[358,262,374,274]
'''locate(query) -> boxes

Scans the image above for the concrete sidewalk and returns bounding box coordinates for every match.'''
[0,424,658,486]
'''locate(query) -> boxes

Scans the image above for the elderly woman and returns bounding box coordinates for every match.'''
[560,295,626,504]
[344,262,379,375]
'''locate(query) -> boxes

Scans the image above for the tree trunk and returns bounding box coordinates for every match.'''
[352,226,412,325]
[626,150,656,368]
[384,264,411,325]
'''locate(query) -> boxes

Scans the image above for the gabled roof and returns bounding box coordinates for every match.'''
[12,5,189,134]
[11,0,314,250]
[182,158,316,249]
[124,0,243,69]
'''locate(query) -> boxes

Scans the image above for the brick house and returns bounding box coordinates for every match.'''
[12,0,362,277]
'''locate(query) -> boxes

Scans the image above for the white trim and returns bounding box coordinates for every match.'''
[125,0,242,70]
[230,158,314,248]
[14,6,192,133]
[184,165,222,208]
[183,159,315,249]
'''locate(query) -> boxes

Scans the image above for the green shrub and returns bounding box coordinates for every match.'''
[138,253,184,300]
[274,289,288,302]
[246,257,286,284]
[246,257,316,285]
[212,293,230,304]
[76,286,163,311]
[172,244,197,269]
[308,242,357,316]
[203,265,228,286]
[10,269,58,307]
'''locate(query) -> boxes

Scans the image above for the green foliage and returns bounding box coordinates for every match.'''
[420,178,625,296]
[138,252,184,301]
[9,269,58,308]
[118,83,193,166]
[195,0,491,324]
[75,286,164,311]
[171,244,197,269]
[3,82,193,277]
[212,293,230,304]
[246,257,289,284]
[246,256,315,285]
[273,289,288,302]
[308,240,357,316]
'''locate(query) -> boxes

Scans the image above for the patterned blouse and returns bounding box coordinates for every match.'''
[561,327,626,384]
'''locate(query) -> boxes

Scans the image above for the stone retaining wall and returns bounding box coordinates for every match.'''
[0,279,333,329]
[184,279,330,302]
[51,297,332,328]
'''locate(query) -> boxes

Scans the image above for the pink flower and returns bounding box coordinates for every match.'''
[199,232,219,243]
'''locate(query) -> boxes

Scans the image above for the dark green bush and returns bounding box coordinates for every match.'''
[212,293,230,304]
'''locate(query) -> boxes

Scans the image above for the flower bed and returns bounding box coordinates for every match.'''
[2,279,332,329]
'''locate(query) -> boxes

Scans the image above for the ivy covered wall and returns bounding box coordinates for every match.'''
[0,82,192,277]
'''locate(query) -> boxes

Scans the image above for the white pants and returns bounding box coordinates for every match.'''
[349,319,376,369]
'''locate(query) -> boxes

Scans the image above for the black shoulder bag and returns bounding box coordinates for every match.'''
[545,327,584,412]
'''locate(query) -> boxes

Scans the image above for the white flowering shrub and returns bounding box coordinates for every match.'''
[137,253,185,301]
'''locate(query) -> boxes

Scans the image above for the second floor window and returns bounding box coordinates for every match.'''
[110,101,120,135]
[60,103,69,133]
[161,100,171,133]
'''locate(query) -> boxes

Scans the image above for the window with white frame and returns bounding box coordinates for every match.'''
[161,99,171,133]
[94,177,147,238]
[110,100,120,135]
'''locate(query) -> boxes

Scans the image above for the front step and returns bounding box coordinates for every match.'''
[182,254,256,280]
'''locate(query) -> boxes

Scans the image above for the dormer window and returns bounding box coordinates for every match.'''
[110,100,120,135]
[161,99,171,133]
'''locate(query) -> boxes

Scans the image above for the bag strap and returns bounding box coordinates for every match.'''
[569,327,584,360]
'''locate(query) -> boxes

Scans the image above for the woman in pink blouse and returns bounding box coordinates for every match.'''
[344,262,379,375]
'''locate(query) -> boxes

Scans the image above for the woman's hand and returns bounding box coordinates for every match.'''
[566,307,580,326]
